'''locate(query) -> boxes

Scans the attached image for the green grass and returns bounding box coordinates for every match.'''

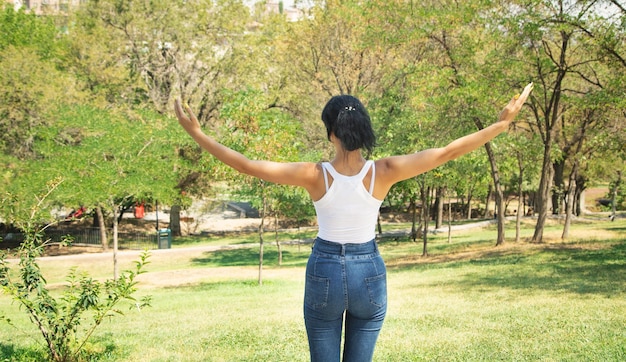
[1,219,625,361]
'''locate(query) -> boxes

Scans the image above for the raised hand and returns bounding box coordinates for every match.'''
[174,99,202,136]
[499,82,534,123]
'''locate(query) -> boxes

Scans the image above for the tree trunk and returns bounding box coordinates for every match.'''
[95,206,108,250]
[552,160,566,215]
[113,205,119,280]
[410,197,419,242]
[466,192,473,220]
[532,145,555,243]
[610,171,622,221]
[421,184,431,257]
[483,184,492,219]
[494,178,506,246]
[447,193,452,244]
[473,117,506,246]
[516,153,524,242]
[275,215,282,266]
[562,165,577,240]
[258,192,267,286]
[435,187,443,229]
[575,175,587,216]
[170,205,182,237]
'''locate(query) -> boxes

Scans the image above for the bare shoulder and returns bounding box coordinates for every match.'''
[374,155,410,180]
[373,157,403,195]
[301,161,326,201]
[283,161,324,187]
[374,150,442,186]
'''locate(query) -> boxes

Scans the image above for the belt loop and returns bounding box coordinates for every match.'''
[341,244,346,256]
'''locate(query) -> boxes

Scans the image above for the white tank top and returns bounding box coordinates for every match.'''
[313,160,383,244]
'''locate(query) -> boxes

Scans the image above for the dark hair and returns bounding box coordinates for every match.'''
[321,95,376,154]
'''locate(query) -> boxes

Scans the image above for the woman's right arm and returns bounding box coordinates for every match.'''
[374,83,534,195]
[174,100,320,190]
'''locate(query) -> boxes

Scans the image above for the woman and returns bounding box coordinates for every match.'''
[174,82,533,361]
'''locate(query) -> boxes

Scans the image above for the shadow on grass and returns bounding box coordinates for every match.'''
[605,223,626,233]
[0,343,46,361]
[174,234,260,248]
[0,334,121,362]
[394,241,626,296]
[191,248,309,267]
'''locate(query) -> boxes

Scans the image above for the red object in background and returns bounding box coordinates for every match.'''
[66,206,86,220]
[134,203,145,219]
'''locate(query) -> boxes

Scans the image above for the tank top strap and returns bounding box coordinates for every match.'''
[321,162,330,191]
[321,161,375,194]
[368,161,376,195]
[321,162,341,179]
[357,160,375,195]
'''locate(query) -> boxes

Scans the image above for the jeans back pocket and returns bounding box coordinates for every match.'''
[305,274,330,309]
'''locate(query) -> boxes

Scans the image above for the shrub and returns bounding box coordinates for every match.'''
[0,225,151,362]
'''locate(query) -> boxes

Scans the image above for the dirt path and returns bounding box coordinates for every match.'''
[24,218,502,288]
[11,211,622,288]
[28,242,307,288]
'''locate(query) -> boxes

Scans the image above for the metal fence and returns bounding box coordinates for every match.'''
[2,228,161,250]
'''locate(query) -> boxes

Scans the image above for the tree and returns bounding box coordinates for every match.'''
[410,0,522,246]
[6,105,181,278]
[0,179,150,362]
[280,0,418,153]
[0,5,59,58]
[571,0,626,216]
[505,129,542,241]
[497,0,623,242]
[0,6,80,159]
[450,154,492,220]
[218,88,313,284]
[71,0,262,234]
[77,0,251,118]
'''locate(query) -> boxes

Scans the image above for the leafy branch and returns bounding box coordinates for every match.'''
[0,183,151,362]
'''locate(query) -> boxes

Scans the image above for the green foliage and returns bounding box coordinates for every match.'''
[0,6,80,160]
[606,176,625,211]
[218,88,316,223]
[0,183,151,362]
[0,244,151,361]
[0,46,79,159]
[0,5,59,59]
[3,105,182,213]
[1,0,624,243]
[270,185,316,226]
[63,10,130,107]
[75,0,252,114]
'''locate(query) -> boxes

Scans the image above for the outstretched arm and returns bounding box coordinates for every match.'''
[377,83,534,187]
[174,100,319,189]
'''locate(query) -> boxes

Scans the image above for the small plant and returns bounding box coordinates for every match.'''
[0,229,151,362]
[0,181,151,361]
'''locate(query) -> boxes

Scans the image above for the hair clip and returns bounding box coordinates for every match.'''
[344,106,355,111]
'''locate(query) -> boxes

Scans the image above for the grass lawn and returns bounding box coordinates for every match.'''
[1,218,625,361]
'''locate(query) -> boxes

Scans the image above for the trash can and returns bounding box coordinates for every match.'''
[157,228,171,249]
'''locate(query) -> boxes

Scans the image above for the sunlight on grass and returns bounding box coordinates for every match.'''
[1,219,625,361]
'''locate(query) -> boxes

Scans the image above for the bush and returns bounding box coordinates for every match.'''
[0,227,151,362]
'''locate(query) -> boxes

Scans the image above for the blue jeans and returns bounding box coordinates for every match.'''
[304,238,387,362]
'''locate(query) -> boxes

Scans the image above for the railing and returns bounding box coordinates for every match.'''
[2,228,160,250]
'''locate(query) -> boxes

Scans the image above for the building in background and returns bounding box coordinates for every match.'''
[7,0,310,19]
[7,0,87,15]
[262,1,309,22]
